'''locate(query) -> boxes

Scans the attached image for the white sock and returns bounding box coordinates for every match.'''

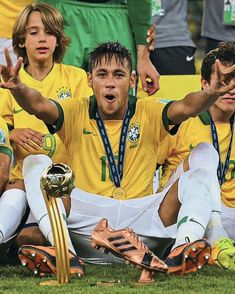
[0,189,27,243]
[189,142,228,244]
[173,168,213,249]
[23,155,76,255]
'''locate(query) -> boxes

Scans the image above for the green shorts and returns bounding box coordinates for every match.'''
[40,0,136,71]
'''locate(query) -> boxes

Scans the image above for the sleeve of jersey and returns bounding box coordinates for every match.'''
[0,88,14,130]
[162,101,181,135]
[0,116,12,159]
[127,0,152,45]
[46,99,81,148]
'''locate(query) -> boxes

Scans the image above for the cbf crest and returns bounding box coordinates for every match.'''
[128,123,140,143]
[56,87,72,100]
[0,129,6,145]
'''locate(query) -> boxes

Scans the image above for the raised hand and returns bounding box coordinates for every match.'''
[0,48,23,90]
[208,59,235,96]
[10,128,45,152]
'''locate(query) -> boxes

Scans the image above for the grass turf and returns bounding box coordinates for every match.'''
[0,263,233,294]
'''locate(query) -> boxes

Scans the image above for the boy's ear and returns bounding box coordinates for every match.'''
[87,72,92,87]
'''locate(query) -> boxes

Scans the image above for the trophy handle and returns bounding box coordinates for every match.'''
[40,163,75,285]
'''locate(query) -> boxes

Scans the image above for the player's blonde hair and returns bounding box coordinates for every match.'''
[12,3,70,64]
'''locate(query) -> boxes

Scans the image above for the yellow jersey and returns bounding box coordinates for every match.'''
[159,112,235,208]
[0,63,92,179]
[0,116,12,159]
[51,96,174,199]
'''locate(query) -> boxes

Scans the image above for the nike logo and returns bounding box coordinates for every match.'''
[13,108,23,114]
[189,144,195,151]
[186,55,194,62]
[83,128,96,135]
[189,218,206,230]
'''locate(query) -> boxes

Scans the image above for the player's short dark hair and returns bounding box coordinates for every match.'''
[88,41,132,73]
[201,42,235,83]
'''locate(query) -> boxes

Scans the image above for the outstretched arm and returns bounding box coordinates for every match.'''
[167,60,235,124]
[0,48,58,125]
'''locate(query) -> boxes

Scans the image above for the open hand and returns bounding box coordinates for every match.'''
[10,128,45,152]
[0,48,23,90]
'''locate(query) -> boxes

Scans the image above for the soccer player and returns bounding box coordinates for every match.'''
[158,42,235,270]
[0,3,92,275]
[0,41,235,276]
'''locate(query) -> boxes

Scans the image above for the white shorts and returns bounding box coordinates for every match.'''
[221,204,235,240]
[67,186,177,240]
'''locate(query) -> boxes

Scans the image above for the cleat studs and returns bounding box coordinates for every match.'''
[184,254,189,259]
[31,253,36,258]
[22,261,27,267]
[229,253,234,258]
[205,255,210,260]
[192,247,197,252]
[42,258,47,263]
[225,265,229,269]
[77,273,81,278]
[33,269,38,275]
[125,260,130,265]
[198,265,202,270]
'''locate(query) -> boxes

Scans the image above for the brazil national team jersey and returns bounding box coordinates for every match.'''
[0,63,92,179]
[51,96,175,199]
[159,112,235,208]
[0,116,12,159]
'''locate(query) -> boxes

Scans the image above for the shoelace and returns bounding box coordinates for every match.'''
[126,228,151,252]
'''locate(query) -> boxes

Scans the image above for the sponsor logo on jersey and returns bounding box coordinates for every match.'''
[83,128,97,136]
[128,123,140,143]
[0,129,6,145]
[56,87,72,99]
[13,108,23,114]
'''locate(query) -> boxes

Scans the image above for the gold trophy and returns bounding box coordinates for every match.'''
[40,163,75,285]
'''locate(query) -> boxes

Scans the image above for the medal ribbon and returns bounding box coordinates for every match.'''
[95,105,131,188]
[208,111,235,186]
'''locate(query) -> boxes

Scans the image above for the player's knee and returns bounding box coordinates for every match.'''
[189,142,219,172]
[179,168,212,203]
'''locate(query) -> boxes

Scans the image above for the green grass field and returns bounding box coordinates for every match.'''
[0,263,233,294]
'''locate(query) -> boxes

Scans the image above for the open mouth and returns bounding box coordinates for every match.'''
[105,95,115,102]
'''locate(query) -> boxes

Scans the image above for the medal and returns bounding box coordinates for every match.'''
[112,187,126,199]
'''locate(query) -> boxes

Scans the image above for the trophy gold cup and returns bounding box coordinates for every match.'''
[40,163,75,285]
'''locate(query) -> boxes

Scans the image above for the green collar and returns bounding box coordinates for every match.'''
[199,111,211,125]
[89,95,137,119]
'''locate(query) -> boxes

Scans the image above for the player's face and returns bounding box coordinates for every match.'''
[23,11,57,65]
[203,63,235,120]
[88,56,135,120]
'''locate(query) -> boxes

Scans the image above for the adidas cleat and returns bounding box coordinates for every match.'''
[91,218,168,273]
[165,239,211,275]
[210,238,235,270]
[18,245,85,277]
